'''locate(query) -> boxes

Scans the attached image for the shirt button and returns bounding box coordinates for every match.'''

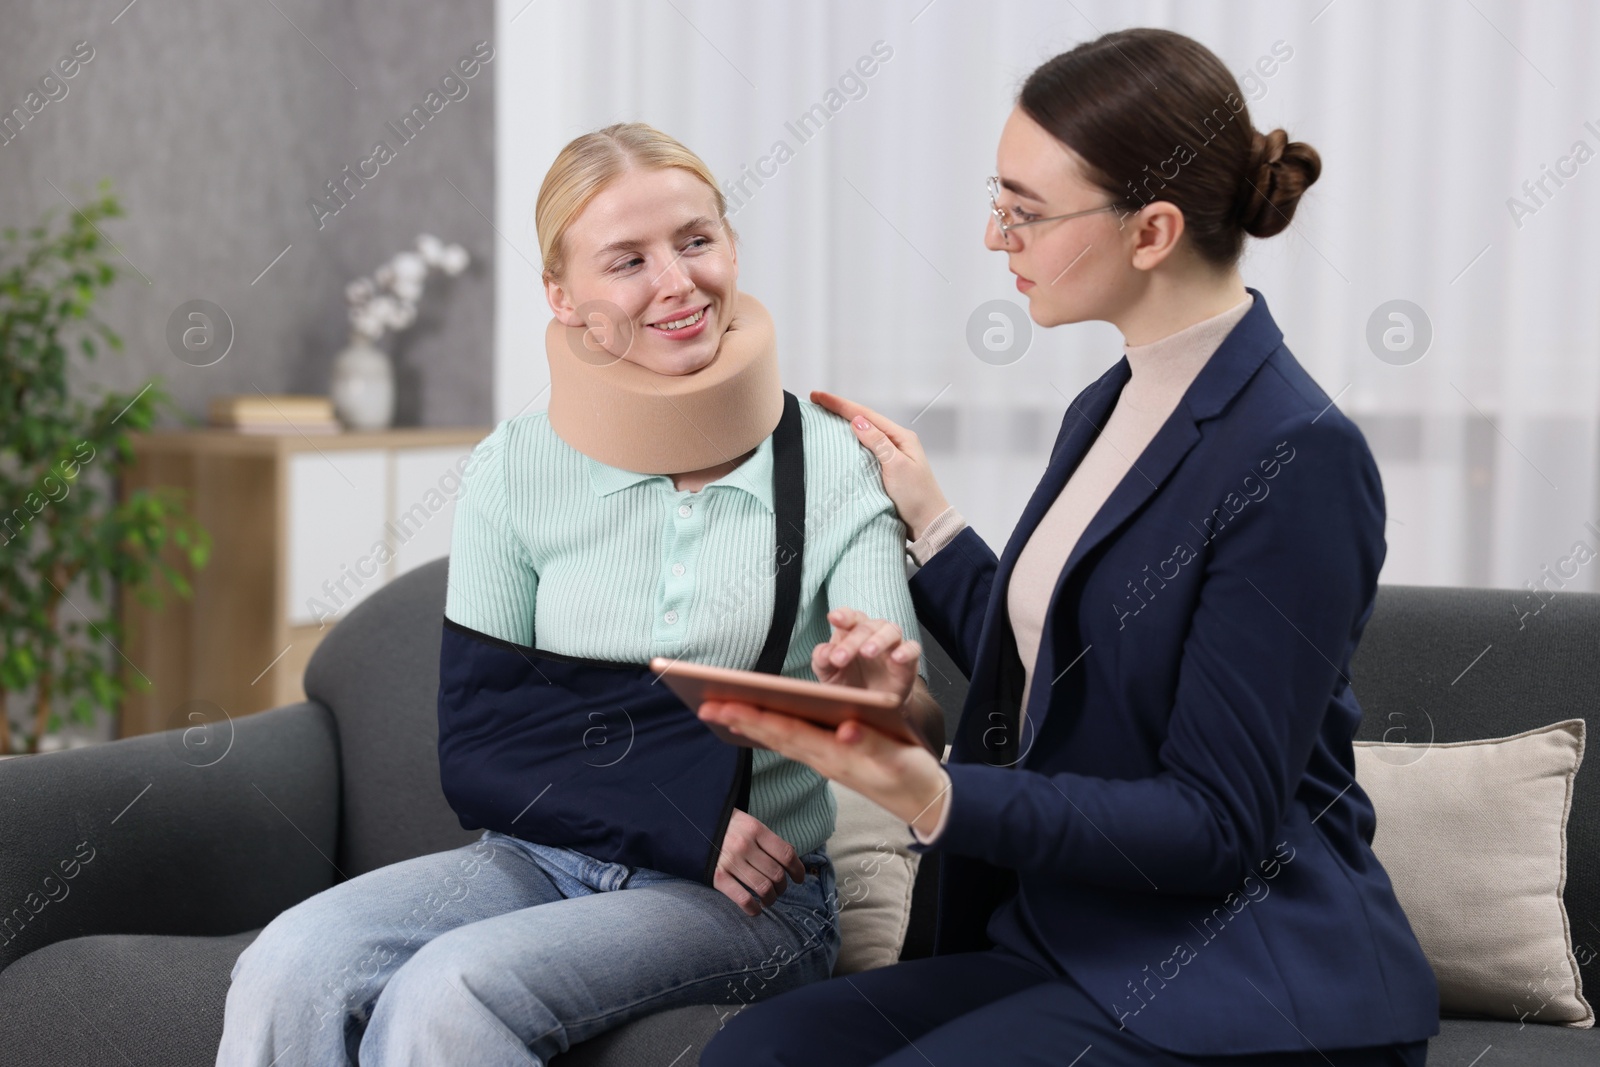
[664,610,679,624]
[672,563,686,577]
[678,503,693,518]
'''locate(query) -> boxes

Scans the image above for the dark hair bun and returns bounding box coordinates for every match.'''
[1238,128,1322,238]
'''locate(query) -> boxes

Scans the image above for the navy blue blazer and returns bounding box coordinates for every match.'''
[907,289,1439,1055]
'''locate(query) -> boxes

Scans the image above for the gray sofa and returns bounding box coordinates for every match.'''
[0,558,1593,1064]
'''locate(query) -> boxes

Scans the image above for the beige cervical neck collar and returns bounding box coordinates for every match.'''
[544,292,783,475]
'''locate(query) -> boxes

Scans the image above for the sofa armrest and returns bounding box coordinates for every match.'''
[0,700,341,971]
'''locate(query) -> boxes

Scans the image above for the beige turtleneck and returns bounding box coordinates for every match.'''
[908,293,1254,844]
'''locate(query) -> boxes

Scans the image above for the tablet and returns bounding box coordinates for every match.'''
[649,657,926,750]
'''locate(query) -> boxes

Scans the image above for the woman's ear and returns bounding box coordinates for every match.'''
[545,275,583,327]
[1127,201,1186,272]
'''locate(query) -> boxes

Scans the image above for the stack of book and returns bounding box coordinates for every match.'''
[208,395,342,434]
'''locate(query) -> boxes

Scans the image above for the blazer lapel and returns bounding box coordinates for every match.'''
[953,360,1131,763]
[1017,407,1204,756]
[1017,289,1287,756]
[1000,363,1131,581]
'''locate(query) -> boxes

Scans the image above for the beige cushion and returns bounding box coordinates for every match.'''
[824,781,921,974]
[1354,718,1592,1027]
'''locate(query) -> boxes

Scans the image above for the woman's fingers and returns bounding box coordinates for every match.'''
[725,856,777,907]
[816,607,869,673]
[817,610,915,696]
[810,390,899,435]
[857,619,907,659]
[726,810,801,888]
[715,809,801,914]
[812,390,920,458]
[890,637,922,665]
[712,868,764,916]
[827,606,872,643]
[733,847,785,900]
[749,819,806,883]
[812,640,843,681]
[856,625,920,704]
[829,618,901,668]
[703,699,951,840]
[812,391,948,541]
[853,420,904,470]
[702,701,846,777]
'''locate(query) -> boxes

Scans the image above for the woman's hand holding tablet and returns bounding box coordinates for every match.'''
[685,607,954,843]
[658,606,927,748]
[652,657,927,749]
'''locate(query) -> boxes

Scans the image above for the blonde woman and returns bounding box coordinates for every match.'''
[215,123,942,1067]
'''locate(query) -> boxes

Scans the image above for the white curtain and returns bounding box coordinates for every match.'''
[495,0,1600,591]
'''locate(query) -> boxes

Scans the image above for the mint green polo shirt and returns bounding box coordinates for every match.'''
[443,398,927,857]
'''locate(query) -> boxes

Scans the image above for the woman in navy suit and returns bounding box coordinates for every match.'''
[698,27,1439,1066]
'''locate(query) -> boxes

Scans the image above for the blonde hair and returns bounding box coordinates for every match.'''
[535,122,731,281]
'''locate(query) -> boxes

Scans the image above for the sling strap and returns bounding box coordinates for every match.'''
[726,389,806,820]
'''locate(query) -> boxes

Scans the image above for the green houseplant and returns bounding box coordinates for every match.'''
[0,180,209,754]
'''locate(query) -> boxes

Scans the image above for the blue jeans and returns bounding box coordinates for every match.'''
[215,830,840,1066]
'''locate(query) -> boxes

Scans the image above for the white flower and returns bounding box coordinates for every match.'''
[350,306,385,340]
[367,295,403,328]
[440,244,469,275]
[343,235,466,347]
[391,252,427,284]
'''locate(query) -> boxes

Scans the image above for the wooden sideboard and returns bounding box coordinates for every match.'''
[118,426,490,738]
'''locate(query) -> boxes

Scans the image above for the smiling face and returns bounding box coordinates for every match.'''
[987,105,1160,328]
[544,166,737,376]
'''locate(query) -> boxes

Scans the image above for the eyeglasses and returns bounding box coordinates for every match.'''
[987,176,1125,247]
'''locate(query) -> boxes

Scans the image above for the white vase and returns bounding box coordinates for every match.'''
[330,335,395,430]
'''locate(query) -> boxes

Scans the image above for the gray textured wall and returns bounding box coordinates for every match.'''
[0,0,496,427]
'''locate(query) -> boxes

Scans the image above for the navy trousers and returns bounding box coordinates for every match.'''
[700,943,1429,1066]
